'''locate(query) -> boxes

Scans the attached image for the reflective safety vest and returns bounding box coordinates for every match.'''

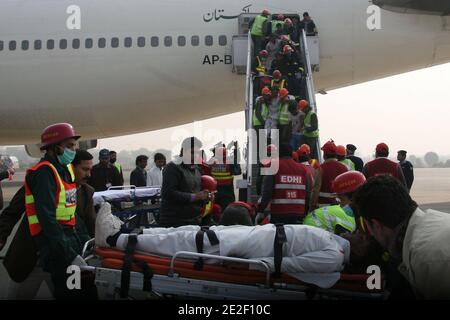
[252,102,269,126]
[304,205,356,233]
[278,102,290,125]
[271,79,286,90]
[251,15,268,37]
[272,20,285,33]
[309,159,320,170]
[25,161,77,236]
[271,158,309,216]
[114,163,122,174]
[318,161,348,206]
[210,164,234,186]
[366,158,401,181]
[303,110,319,138]
[256,56,266,74]
[340,159,355,171]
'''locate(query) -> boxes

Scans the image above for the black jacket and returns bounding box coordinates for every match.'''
[0,170,9,210]
[399,161,414,190]
[130,167,147,187]
[347,155,364,172]
[88,163,122,192]
[159,159,202,227]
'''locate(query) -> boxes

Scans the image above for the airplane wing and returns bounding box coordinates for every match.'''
[373,0,450,15]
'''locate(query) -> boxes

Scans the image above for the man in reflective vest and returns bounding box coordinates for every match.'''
[271,14,285,34]
[304,171,366,235]
[250,9,270,55]
[24,123,88,299]
[109,150,124,185]
[208,144,242,211]
[295,144,317,178]
[256,143,313,225]
[310,140,348,210]
[298,100,319,159]
[336,145,356,170]
[363,143,407,187]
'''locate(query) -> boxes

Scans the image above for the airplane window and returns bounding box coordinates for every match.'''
[178,36,186,47]
[59,39,67,50]
[124,37,132,48]
[219,35,227,46]
[85,38,93,49]
[111,37,119,48]
[9,41,16,51]
[0,41,3,51]
[164,36,172,47]
[73,39,80,49]
[98,38,106,48]
[21,40,29,51]
[205,35,213,46]
[47,40,55,50]
[191,35,199,46]
[34,40,42,50]
[138,37,145,47]
[151,36,159,47]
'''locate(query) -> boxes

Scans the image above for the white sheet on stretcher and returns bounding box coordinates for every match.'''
[93,187,161,206]
[115,225,350,289]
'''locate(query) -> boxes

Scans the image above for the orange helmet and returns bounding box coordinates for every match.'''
[201,175,217,192]
[259,50,269,58]
[277,14,285,20]
[279,88,289,98]
[283,45,294,54]
[336,145,347,157]
[297,144,311,156]
[298,100,309,111]
[332,171,366,195]
[284,18,292,25]
[262,9,270,17]
[40,123,80,150]
[272,70,282,79]
[261,87,271,96]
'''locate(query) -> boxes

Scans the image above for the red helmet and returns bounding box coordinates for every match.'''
[279,88,289,98]
[336,145,347,157]
[376,143,389,154]
[261,87,271,96]
[201,175,217,192]
[277,14,285,20]
[284,18,292,25]
[321,140,337,155]
[298,99,309,111]
[297,144,311,156]
[262,9,270,17]
[272,70,282,79]
[259,50,269,58]
[40,123,80,150]
[283,45,294,54]
[229,201,256,217]
[332,171,366,195]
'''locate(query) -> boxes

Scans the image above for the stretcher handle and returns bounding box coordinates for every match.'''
[82,238,96,258]
[108,185,137,190]
[169,251,272,287]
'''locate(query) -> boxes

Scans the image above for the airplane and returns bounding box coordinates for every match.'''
[1,0,450,152]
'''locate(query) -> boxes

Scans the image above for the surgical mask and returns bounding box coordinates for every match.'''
[57,148,76,165]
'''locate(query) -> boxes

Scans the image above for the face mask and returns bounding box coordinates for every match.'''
[57,148,76,165]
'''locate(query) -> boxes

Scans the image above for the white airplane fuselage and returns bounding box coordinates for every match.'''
[1,0,450,144]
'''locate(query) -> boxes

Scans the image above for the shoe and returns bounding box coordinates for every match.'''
[95,202,123,247]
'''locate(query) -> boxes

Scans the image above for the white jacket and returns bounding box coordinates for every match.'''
[399,208,450,299]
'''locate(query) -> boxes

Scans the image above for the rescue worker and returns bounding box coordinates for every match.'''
[296,144,316,177]
[300,12,317,36]
[0,168,14,210]
[277,88,295,145]
[271,14,285,34]
[270,70,286,90]
[253,49,269,76]
[280,44,303,97]
[256,143,313,225]
[253,87,271,163]
[88,149,123,192]
[304,171,366,235]
[310,140,348,210]
[283,18,294,39]
[130,155,148,187]
[298,99,319,159]
[199,175,219,225]
[208,144,242,211]
[109,150,124,185]
[23,123,92,299]
[353,175,450,299]
[397,150,414,191]
[250,9,270,55]
[159,137,209,227]
[2,149,97,299]
[336,145,356,170]
[147,153,166,187]
[363,143,407,187]
[346,144,364,172]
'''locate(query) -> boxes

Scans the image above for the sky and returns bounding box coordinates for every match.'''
[99,62,450,160]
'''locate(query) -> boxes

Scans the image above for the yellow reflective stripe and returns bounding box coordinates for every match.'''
[67,164,75,183]
[25,194,34,204]
[28,215,39,225]
[212,172,232,176]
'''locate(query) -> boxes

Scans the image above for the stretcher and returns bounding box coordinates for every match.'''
[93,186,161,206]
[81,239,386,300]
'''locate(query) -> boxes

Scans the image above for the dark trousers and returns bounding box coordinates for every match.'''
[215,185,236,211]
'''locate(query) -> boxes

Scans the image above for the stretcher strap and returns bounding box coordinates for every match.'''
[273,224,287,278]
[194,227,220,271]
